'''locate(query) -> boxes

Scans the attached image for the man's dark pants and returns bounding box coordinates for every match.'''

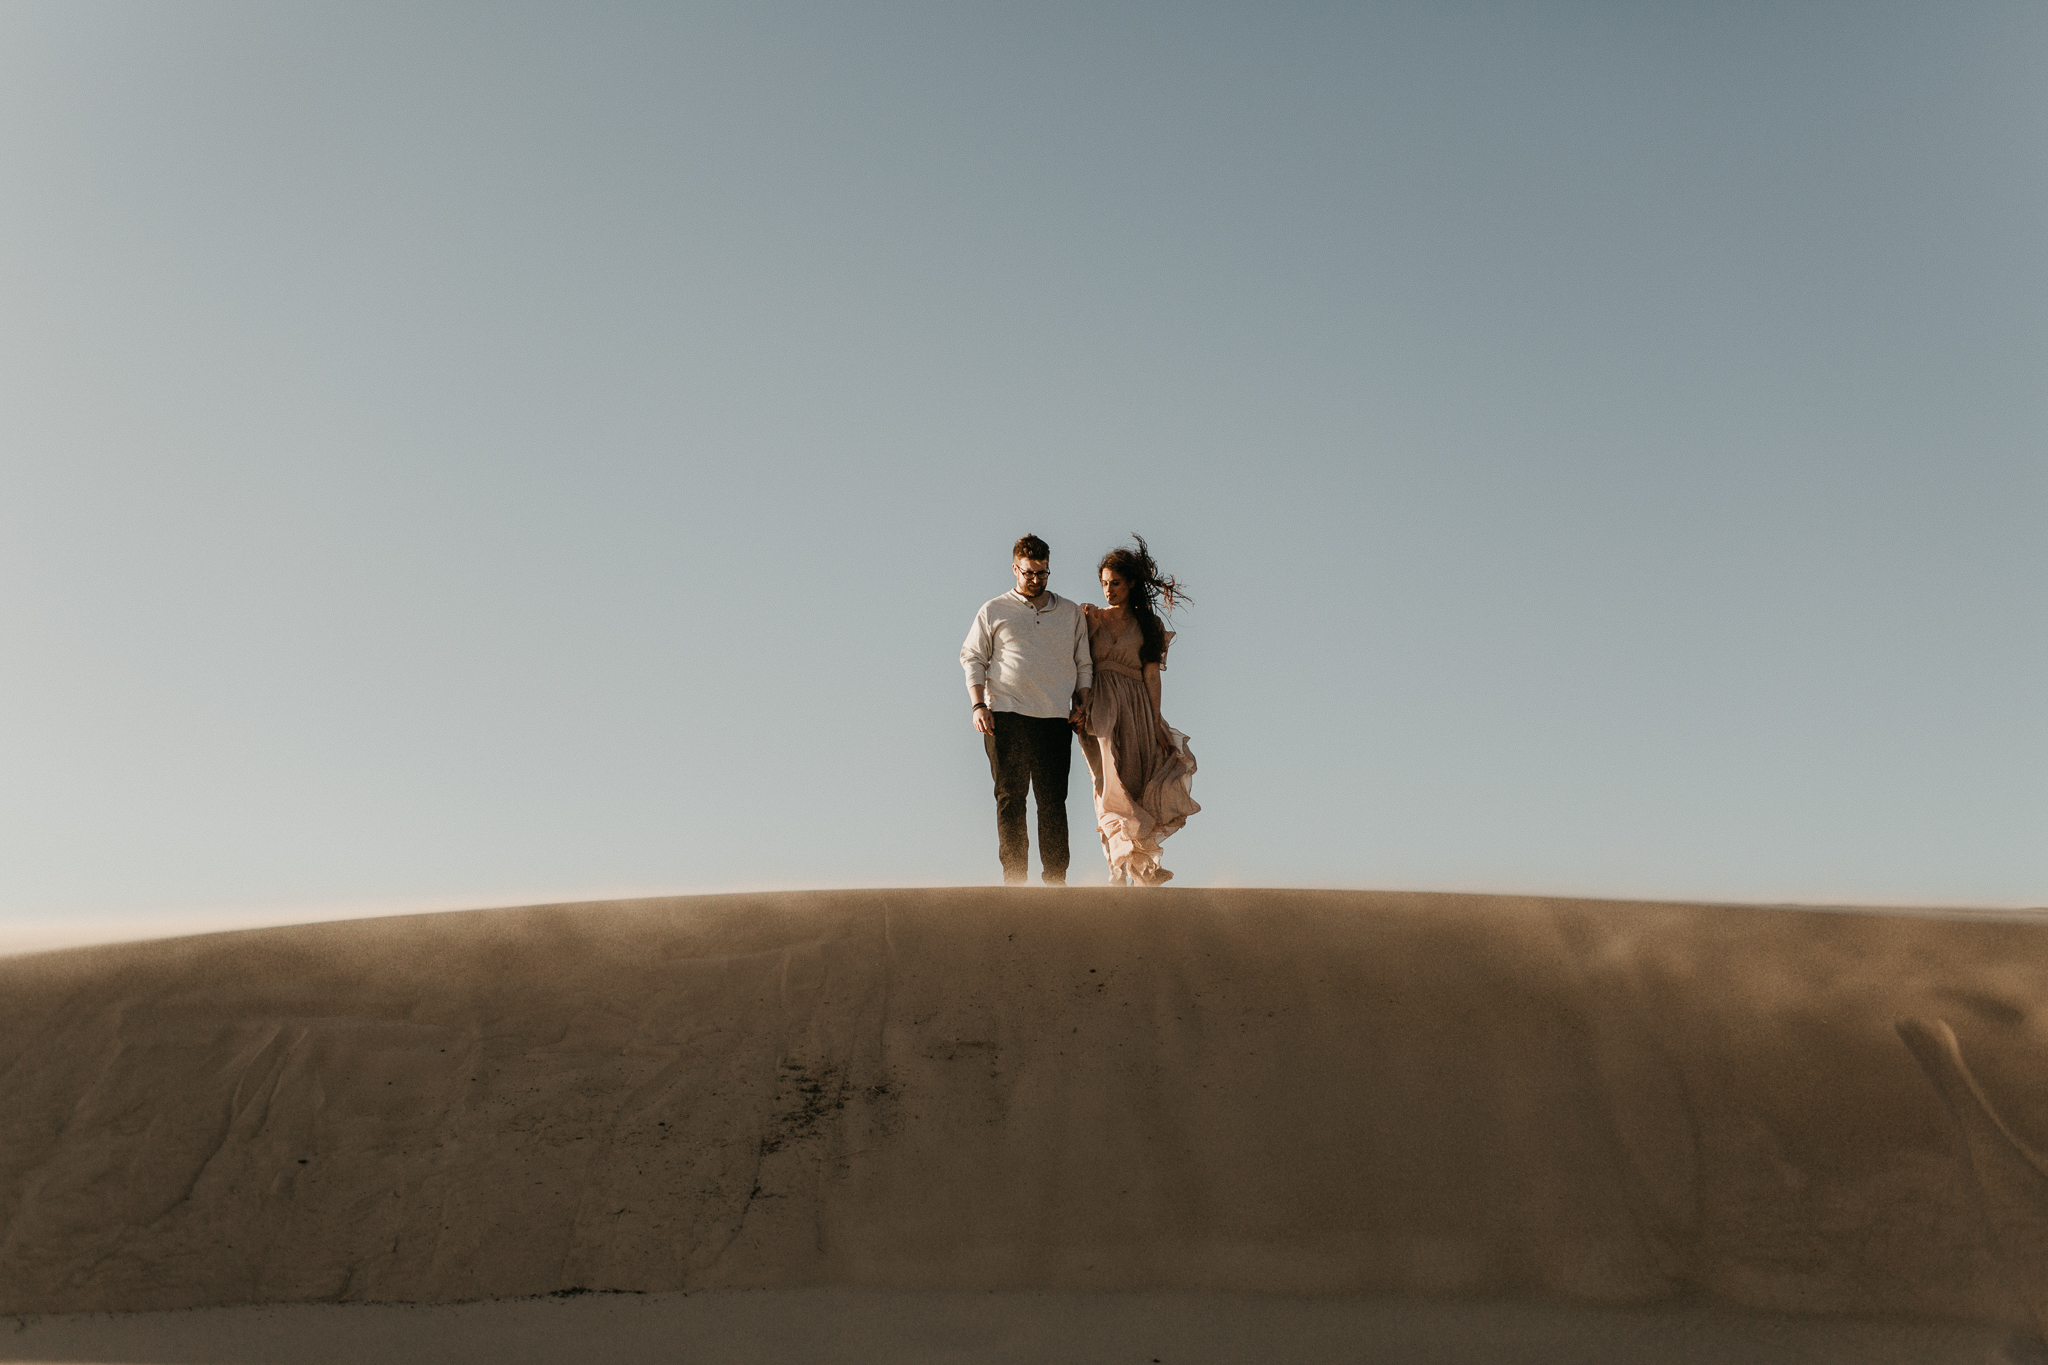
[984,710,1072,885]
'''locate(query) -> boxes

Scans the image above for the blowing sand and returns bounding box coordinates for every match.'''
[4,889,2047,1361]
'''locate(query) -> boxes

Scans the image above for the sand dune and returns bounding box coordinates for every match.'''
[4,888,2047,1351]
[0,1287,2020,1364]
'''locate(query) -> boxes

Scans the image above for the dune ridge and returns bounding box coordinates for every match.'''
[2,888,2044,1328]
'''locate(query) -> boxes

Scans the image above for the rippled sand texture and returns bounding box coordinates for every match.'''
[3,888,2045,1338]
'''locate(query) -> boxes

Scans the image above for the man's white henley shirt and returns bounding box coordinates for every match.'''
[960,590,1093,720]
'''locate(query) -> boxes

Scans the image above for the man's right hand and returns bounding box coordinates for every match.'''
[973,705,994,736]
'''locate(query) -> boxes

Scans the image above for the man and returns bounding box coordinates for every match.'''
[960,533,1092,886]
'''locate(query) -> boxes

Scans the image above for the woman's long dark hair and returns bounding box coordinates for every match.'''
[1097,534,1190,666]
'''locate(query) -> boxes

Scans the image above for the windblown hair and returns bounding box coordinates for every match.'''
[1097,533,1190,666]
[1013,533,1050,563]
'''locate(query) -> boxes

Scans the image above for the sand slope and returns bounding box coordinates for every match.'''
[2,889,2044,1327]
[0,1288,2020,1365]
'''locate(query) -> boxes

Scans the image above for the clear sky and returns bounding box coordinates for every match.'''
[3,2,2042,944]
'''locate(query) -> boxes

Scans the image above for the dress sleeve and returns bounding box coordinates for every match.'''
[1158,629,1174,669]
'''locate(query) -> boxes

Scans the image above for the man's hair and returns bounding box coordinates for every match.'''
[1013,533,1050,562]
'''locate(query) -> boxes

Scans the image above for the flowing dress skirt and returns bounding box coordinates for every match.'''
[1078,667,1199,885]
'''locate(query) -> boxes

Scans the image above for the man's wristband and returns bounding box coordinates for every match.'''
[973,702,989,711]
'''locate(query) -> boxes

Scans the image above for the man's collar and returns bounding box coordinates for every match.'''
[1008,588,1058,610]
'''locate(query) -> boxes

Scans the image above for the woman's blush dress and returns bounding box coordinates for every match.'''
[1078,607,1200,886]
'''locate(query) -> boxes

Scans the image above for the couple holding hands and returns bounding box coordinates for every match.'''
[960,532,1199,887]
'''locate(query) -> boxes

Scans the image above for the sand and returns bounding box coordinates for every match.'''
[1,1288,2023,1364]
[4,888,2047,1359]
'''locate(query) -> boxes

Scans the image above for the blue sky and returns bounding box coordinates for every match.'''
[3,2,2042,941]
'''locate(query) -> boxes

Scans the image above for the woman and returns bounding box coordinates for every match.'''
[1078,535,1199,886]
